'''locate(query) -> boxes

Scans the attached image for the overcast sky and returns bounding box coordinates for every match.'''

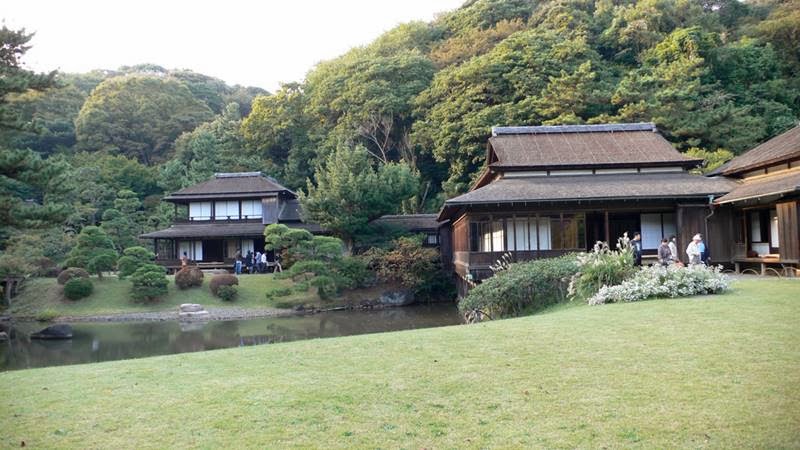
[2,0,464,91]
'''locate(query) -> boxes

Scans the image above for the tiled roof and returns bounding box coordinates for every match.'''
[140,220,325,239]
[715,169,800,204]
[439,172,737,219]
[164,172,294,200]
[487,123,699,169]
[721,125,800,176]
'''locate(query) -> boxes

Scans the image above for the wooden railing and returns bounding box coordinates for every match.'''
[173,217,263,224]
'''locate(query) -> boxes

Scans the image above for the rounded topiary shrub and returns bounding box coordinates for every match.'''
[63,277,94,300]
[57,267,90,285]
[217,285,238,301]
[175,266,204,289]
[209,273,239,297]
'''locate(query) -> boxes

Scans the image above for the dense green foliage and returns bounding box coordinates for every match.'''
[459,254,579,318]
[65,226,118,278]
[116,246,155,279]
[129,263,168,302]
[301,146,419,244]
[216,285,238,302]
[360,236,452,300]
[63,277,93,300]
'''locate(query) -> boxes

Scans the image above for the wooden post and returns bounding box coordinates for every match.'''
[604,211,610,245]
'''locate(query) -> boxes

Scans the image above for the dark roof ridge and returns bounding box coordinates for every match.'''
[491,122,656,136]
[214,171,263,178]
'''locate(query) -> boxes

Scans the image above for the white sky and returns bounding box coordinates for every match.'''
[2,0,464,91]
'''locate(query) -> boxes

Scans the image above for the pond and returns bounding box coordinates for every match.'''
[0,304,462,371]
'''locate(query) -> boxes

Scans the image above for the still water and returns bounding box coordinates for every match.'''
[0,304,462,371]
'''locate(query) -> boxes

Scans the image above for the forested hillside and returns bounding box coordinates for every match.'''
[2,0,799,268]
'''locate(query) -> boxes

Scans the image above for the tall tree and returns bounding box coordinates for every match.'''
[74,75,213,165]
[0,26,56,130]
[300,146,419,247]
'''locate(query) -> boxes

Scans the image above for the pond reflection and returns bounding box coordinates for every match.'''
[0,304,462,371]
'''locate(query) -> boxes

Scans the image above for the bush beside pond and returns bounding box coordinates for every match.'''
[217,285,238,301]
[459,254,579,319]
[63,277,93,300]
[175,266,204,289]
[210,274,239,297]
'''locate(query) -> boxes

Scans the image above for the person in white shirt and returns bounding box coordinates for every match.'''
[685,234,702,266]
[260,252,268,273]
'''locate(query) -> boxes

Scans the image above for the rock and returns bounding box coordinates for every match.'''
[378,289,415,306]
[30,324,73,340]
[293,305,305,312]
[0,331,8,341]
[178,310,210,320]
[179,303,204,313]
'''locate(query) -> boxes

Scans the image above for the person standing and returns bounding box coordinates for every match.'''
[686,234,702,266]
[180,251,189,268]
[658,238,672,267]
[697,235,706,265]
[260,251,267,273]
[245,250,253,274]
[668,236,678,263]
[631,232,643,266]
[234,249,242,275]
[255,251,262,273]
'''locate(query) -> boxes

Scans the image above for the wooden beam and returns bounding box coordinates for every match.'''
[604,211,610,244]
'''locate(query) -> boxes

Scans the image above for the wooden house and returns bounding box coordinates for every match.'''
[436,123,738,295]
[141,172,322,270]
[710,125,800,275]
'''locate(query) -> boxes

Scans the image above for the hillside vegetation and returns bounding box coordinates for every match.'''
[1,278,798,448]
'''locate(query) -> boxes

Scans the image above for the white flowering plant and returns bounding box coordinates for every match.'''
[588,263,730,305]
[568,234,636,301]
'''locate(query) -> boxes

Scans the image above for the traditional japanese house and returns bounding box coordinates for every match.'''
[710,125,800,275]
[436,123,738,295]
[141,172,322,270]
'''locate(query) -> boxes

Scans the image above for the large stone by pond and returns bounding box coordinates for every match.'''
[378,290,415,306]
[30,324,73,340]
[179,303,204,313]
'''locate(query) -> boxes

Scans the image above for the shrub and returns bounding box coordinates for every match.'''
[57,267,91,285]
[334,257,371,289]
[64,277,94,300]
[310,275,338,299]
[459,254,579,319]
[265,287,293,301]
[35,309,59,322]
[217,285,238,301]
[361,236,453,300]
[589,264,730,305]
[130,264,168,302]
[65,226,117,278]
[569,237,636,301]
[209,273,239,296]
[117,246,155,279]
[175,266,204,289]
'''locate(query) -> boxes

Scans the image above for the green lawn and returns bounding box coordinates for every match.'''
[2,278,799,448]
[6,274,317,317]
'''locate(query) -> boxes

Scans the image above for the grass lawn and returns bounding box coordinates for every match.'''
[2,278,799,448]
[6,274,318,317]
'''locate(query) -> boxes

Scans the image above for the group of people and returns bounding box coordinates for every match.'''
[233,250,280,275]
[629,232,710,267]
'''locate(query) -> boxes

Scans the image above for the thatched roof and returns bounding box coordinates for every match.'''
[371,214,445,231]
[164,172,295,201]
[720,125,800,176]
[439,172,737,220]
[715,169,800,204]
[487,123,700,170]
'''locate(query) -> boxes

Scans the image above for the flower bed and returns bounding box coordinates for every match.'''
[589,264,729,305]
